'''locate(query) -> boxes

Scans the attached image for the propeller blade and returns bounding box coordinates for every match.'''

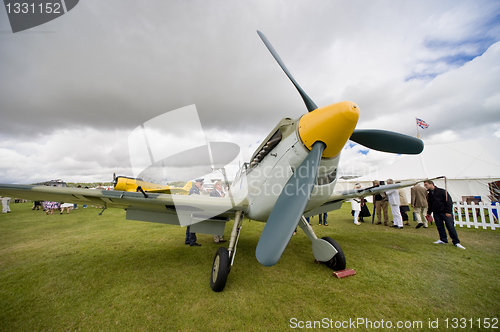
[255,141,325,266]
[257,30,318,113]
[350,129,424,154]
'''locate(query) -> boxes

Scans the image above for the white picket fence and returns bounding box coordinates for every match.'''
[453,202,500,230]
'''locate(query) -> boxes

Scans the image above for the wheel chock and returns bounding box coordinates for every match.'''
[332,269,356,278]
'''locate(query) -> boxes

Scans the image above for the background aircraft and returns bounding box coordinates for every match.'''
[0,31,424,292]
[112,173,192,194]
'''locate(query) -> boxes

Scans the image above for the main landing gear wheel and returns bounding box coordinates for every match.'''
[210,247,230,292]
[321,237,346,271]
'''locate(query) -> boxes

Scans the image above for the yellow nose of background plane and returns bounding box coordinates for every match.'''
[298,101,359,158]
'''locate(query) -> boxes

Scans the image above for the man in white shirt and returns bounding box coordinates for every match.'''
[385,179,403,229]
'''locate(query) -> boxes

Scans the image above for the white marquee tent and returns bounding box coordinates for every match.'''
[339,137,500,203]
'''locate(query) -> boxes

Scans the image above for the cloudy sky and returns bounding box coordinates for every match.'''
[1,0,499,184]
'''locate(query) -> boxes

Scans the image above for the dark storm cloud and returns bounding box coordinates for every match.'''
[0,0,499,183]
[0,0,319,136]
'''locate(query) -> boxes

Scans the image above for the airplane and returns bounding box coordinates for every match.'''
[0,31,426,292]
[112,173,192,195]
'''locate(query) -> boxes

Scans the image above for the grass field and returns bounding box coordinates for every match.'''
[1,202,499,331]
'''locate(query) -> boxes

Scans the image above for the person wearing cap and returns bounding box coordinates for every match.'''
[189,179,203,196]
[185,179,203,246]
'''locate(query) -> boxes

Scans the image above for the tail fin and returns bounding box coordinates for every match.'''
[182,181,193,192]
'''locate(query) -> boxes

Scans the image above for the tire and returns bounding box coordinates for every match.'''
[210,247,230,292]
[321,237,346,271]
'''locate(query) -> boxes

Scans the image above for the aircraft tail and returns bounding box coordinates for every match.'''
[182,181,193,192]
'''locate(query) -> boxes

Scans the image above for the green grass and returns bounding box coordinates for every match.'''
[1,203,499,331]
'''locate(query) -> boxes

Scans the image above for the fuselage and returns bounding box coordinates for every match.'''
[229,101,359,222]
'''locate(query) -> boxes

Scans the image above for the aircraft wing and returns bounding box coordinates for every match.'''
[304,178,435,217]
[329,180,421,201]
[0,184,248,235]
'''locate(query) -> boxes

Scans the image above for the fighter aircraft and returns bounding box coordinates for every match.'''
[112,173,192,194]
[0,31,425,292]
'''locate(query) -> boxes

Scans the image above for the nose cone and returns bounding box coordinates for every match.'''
[298,101,359,158]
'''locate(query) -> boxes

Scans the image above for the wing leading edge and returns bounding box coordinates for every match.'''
[0,184,248,233]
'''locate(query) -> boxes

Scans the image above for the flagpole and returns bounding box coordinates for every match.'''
[415,117,420,138]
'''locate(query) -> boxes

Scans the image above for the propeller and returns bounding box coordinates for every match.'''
[350,129,424,154]
[257,30,318,112]
[255,31,424,266]
[256,141,325,266]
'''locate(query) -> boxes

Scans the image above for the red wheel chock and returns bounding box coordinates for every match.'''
[332,269,356,278]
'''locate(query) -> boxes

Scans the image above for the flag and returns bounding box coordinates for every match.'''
[416,118,429,129]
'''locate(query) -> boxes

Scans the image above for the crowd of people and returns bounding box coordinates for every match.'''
[4,184,91,215]
[2,198,82,215]
[348,179,465,249]
[185,179,227,247]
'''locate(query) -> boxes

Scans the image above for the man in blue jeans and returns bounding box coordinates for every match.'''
[318,212,328,226]
[424,180,465,249]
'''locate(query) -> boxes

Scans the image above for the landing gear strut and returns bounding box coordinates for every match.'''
[298,216,346,271]
[210,210,244,292]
